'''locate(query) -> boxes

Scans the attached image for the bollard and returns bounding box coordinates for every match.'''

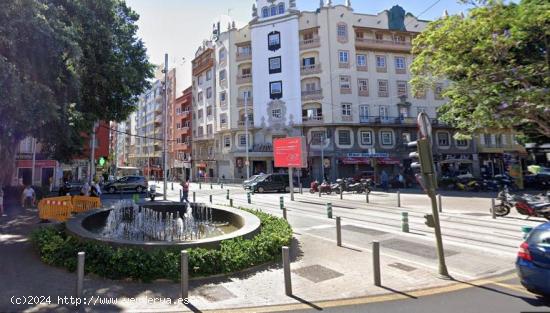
[192,191,196,203]
[491,199,496,219]
[247,192,251,204]
[229,198,233,207]
[299,182,303,194]
[171,182,174,191]
[521,226,533,239]
[326,203,333,219]
[372,241,381,286]
[319,188,321,198]
[210,183,213,189]
[180,250,188,299]
[283,206,287,220]
[209,194,212,203]
[438,194,442,213]
[280,196,284,210]
[199,182,202,189]
[76,252,85,298]
[221,183,224,189]
[336,216,342,247]
[226,189,230,200]
[397,190,401,207]
[401,212,409,233]
[282,246,292,296]
[132,194,139,204]
[340,187,343,200]
[366,193,369,203]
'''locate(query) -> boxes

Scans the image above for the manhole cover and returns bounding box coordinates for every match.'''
[293,264,343,283]
[196,285,236,302]
[462,213,491,217]
[388,262,417,272]
[381,238,459,259]
[342,225,388,236]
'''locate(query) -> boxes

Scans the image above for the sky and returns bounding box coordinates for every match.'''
[125,0,476,94]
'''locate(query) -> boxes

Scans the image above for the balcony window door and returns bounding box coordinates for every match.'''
[359,105,369,122]
[379,106,389,121]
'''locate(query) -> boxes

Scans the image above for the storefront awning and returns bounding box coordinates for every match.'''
[16,160,57,168]
[339,157,371,165]
[376,157,401,165]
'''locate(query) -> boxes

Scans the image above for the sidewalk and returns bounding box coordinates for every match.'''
[0,196,517,313]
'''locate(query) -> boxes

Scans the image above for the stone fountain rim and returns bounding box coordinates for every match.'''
[65,202,262,249]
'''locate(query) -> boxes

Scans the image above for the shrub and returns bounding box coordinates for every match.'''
[30,208,292,282]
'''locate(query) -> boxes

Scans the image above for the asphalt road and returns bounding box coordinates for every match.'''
[290,276,550,313]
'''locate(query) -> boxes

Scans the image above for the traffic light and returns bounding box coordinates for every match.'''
[407,138,435,175]
[424,214,435,228]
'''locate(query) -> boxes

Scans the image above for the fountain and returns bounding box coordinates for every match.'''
[66,200,261,249]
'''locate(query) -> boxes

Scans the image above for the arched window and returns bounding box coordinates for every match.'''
[262,7,269,17]
[271,5,277,16]
[278,3,285,14]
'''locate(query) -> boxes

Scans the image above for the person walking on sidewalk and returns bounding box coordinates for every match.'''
[21,185,36,208]
[180,178,190,203]
[381,170,389,192]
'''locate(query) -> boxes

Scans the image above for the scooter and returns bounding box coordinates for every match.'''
[491,187,550,219]
[310,180,333,194]
[149,184,157,201]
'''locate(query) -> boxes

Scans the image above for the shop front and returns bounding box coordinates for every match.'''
[437,154,475,177]
[338,153,401,181]
[14,159,58,187]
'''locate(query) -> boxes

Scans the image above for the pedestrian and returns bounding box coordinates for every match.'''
[398,173,405,189]
[381,170,389,192]
[90,180,101,197]
[180,178,190,203]
[80,182,91,196]
[21,185,36,208]
[0,186,5,216]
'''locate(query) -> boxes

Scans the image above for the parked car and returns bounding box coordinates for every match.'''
[243,174,264,189]
[516,221,550,298]
[247,173,290,193]
[103,176,148,193]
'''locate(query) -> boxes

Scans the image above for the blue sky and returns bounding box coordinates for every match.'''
[125,0,476,92]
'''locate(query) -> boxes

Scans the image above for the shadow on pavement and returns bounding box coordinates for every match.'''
[289,295,323,311]
[380,286,418,299]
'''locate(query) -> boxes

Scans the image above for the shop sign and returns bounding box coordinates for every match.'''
[347,153,389,158]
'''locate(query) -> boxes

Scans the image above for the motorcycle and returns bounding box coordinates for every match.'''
[310,180,333,194]
[491,187,550,220]
[456,178,481,192]
[335,178,367,194]
[149,184,157,201]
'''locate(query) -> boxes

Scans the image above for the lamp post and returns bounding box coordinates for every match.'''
[163,53,168,201]
[244,93,250,179]
[320,133,325,182]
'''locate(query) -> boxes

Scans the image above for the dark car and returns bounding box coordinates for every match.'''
[103,176,148,193]
[243,174,264,189]
[516,221,550,297]
[248,174,290,193]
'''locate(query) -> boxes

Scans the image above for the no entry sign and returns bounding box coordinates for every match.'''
[273,137,307,168]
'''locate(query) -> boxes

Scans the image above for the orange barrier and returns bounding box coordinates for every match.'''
[38,196,101,222]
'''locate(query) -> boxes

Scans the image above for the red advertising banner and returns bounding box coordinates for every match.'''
[273,137,307,168]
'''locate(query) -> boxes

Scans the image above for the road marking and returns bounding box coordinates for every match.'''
[204,273,518,313]
[492,282,531,295]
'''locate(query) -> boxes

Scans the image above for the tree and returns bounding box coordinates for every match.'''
[0,0,153,186]
[410,0,550,141]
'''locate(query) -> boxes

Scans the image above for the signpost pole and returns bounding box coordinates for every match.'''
[289,167,294,201]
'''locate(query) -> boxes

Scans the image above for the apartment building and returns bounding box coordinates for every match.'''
[191,1,525,181]
[170,86,193,179]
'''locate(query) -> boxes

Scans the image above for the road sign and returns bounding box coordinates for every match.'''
[417,112,432,139]
[274,137,307,168]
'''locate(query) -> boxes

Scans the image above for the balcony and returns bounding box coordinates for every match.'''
[301,89,323,101]
[299,37,321,50]
[237,74,252,85]
[236,51,252,62]
[355,38,412,52]
[194,134,214,141]
[154,115,163,125]
[179,127,190,134]
[302,115,324,125]
[237,120,254,128]
[300,63,322,76]
[359,89,369,97]
[237,97,253,108]
[340,87,352,94]
[180,111,190,119]
[339,62,350,69]
[220,122,228,130]
[342,116,353,122]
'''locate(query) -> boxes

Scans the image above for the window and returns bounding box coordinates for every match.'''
[397,81,407,96]
[358,79,369,96]
[220,113,227,124]
[198,126,204,136]
[206,70,212,81]
[381,131,394,145]
[339,50,349,64]
[198,75,203,85]
[434,83,444,99]
[198,109,203,119]
[207,124,213,135]
[302,57,315,67]
[176,122,181,129]
[268,31,281,51]
[395,57,406,73]
[359,105,369,119]
[337,23,348,40]
[357,54,367,68]
[437,132,450,146]
[198,91,203,101]
[375,33,384,41]
[271,5,277,16]
[311,131,326,145]
[376,55,386,69]
[270,81,283,99]
[206,106,212,116]
[206,87,212,99]
[341,103,352,116]
[393,35,405,43]
[239,134,248,146]
[272,108,282,118]
[262,7,269,17]
[219,69,226,81]
[358,131,372,145]
[378,80,389,97]
[241,67,251,76]
[269,56,282,74]
[339,76,351,90]
[456,139,468,147]
[379,106,389,119]
[278,3,285,14]
[220,91,226,102]
[219,49,226,62]
[338,130,351,145]
[224,136,231,148]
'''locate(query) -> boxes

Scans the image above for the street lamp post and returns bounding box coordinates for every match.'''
[320,134,325,182]
[244,93,250,179]
[163,53,168,200]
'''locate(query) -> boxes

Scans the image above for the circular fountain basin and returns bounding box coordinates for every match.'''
[66,201,261,250]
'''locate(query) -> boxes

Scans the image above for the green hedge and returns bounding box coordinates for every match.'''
[30,208,292,282]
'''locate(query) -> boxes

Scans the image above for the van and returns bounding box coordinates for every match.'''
[249,174,290,193]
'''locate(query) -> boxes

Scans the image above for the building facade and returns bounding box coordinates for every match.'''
[170,86,193,179]
[191,1,525,182]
